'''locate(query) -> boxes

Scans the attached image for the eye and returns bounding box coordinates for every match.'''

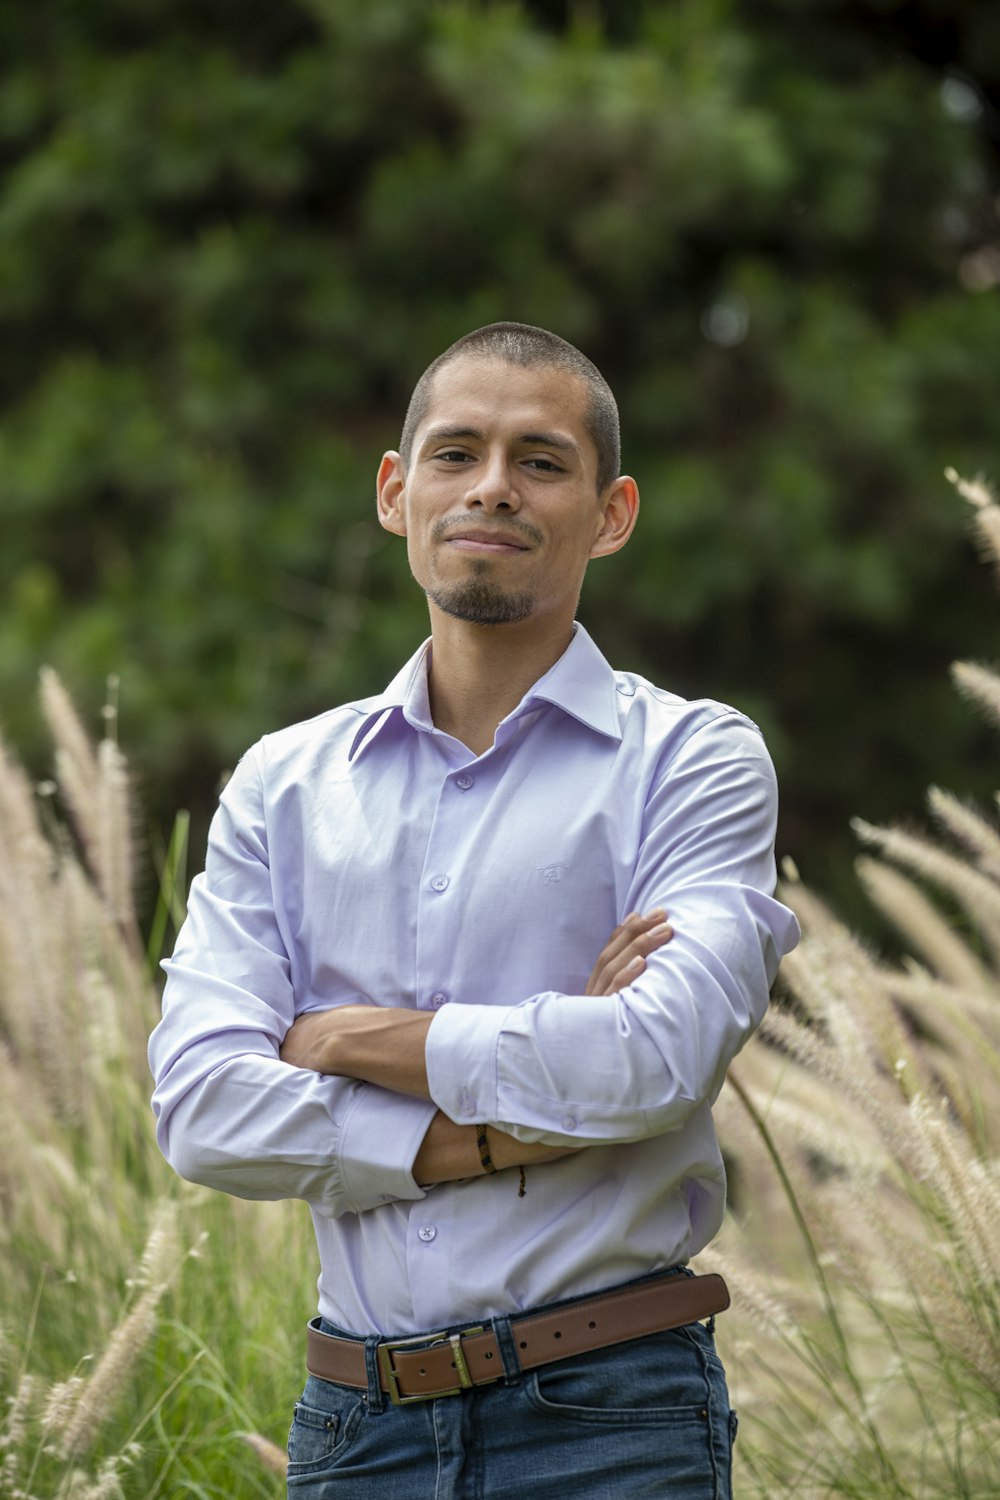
[524,457,564,474]
[435,449,474,464]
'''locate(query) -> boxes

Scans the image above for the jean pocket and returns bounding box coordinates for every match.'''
[286,1379,365,1478]
[526,1327,718,1425]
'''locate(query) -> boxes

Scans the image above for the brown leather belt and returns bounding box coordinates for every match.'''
[306,1271,729,1405]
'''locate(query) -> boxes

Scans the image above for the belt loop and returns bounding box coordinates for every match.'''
[363,1335,386,1413]
[490,1315,523,1386]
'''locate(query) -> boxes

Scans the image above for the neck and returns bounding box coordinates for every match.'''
[426,608,575,755]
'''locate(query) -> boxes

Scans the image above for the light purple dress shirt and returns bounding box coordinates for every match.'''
[149,624,799,1336]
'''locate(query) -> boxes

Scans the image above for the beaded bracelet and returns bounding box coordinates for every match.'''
[476,1124,497,1174]
[476,1125,526,1195]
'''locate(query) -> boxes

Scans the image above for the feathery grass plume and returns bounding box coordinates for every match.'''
[692,1244,800,1340]
[65,1456,127,1499]
[59,1286,163,1462]
[239,1430,289,1476]
[0,1373,37,1492]
[946,465,1000,579]
[59,1203,181,1462]
[0,742,63,1068]
[856,855,992,990]
[38,667,102,869]
[95,737,135,936]
[951,658,1000,733]
[852,815,1000,959]
[128,1201,179,1293]
[774,918,920,1103]
[882,971,1000,1121]
[40,1377,85,1433]
[927,783,1000,878]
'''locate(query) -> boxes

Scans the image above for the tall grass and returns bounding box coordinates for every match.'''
[1,475,998,1496]
[697,471,1000,1497]
[0,681,312,1498]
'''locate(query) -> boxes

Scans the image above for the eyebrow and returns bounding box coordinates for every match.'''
[420,425,582,459]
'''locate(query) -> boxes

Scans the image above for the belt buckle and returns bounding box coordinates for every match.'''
[377,1326,486,1405]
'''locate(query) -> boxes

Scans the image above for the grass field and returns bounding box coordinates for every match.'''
[2,480,998,1498]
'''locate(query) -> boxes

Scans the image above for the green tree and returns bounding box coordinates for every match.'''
[1,0,999,922]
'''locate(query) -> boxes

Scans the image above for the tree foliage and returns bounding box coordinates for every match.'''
[2,0,999,914]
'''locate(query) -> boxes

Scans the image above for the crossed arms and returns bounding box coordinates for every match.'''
[278,909,673,1190]
[150,712,794,1220]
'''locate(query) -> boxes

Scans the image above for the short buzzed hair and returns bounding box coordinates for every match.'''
[399,322,621,494]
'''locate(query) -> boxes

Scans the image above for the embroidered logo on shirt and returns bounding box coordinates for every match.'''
[538,864,566,884]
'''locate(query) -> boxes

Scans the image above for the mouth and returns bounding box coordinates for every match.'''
[444,530,532,556]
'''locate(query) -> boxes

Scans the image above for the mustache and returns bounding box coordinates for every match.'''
[431,517,543,547]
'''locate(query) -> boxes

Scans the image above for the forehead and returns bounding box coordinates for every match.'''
[418,355,595,455]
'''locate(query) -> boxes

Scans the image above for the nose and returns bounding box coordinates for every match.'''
[464,451,520,512]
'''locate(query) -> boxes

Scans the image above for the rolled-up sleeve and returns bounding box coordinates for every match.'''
[425,714,799,1145]
[149,746,437,1217]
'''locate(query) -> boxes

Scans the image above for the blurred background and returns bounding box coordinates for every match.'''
[3,0,1000,928]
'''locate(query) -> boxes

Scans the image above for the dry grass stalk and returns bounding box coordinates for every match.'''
[59,1286,163,1462]
[856,857,992,990]
[240,1431,289,1476]
[128,1202,179,1293]
[95,739,135,934]
[852,816,1000,957]
[927,783,1000,878]
[0,1373,37,1492]
[39,668,101,867]
[951,658,1000,732]
[946,465,1000,580]
[59,1205,180,1462]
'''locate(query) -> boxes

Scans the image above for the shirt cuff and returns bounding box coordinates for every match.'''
[425,1002,511,1125]
[337,1087,439,1213]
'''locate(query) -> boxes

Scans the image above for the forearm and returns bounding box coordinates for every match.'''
[151,998,437,1216]
[280,1005,433,1097]
[412,1111,579,1186]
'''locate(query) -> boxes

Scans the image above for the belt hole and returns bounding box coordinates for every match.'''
[588,1321,596,1329]
[553,1331,561,1339]
[519,1340,527,1349]
[419,1367,427,1375]
[485,1351,494,1361]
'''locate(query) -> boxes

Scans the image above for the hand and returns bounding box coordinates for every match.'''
[584,909,673,996]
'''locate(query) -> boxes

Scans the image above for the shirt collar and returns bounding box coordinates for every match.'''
[348,623,622,762]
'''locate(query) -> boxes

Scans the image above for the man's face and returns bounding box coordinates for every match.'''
[379,355,625,630]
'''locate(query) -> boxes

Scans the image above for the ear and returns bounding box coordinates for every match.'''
[589,476,639,560]
[376,451,407,536]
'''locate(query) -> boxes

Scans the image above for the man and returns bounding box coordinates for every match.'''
[149,322,799,1498]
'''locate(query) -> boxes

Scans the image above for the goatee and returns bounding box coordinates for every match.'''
[426,579,535,626]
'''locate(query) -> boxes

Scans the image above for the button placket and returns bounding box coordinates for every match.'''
[414,763,487,1017]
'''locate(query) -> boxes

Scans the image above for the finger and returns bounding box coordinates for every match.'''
[592,923,674,995]
[604,921,673,977]
[591,952,646,996]
[592,909,668,972]
[583,910,669,996]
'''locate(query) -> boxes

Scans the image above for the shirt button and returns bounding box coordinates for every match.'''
[430,992,448,1009]
[460,1097,477,1118]
[562,1115,578,1132]
[417,1225,437,1243]
[430,874,450,892]
[455,774,474,790]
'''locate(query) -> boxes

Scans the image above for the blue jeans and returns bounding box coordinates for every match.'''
[286,1278,737,1498]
